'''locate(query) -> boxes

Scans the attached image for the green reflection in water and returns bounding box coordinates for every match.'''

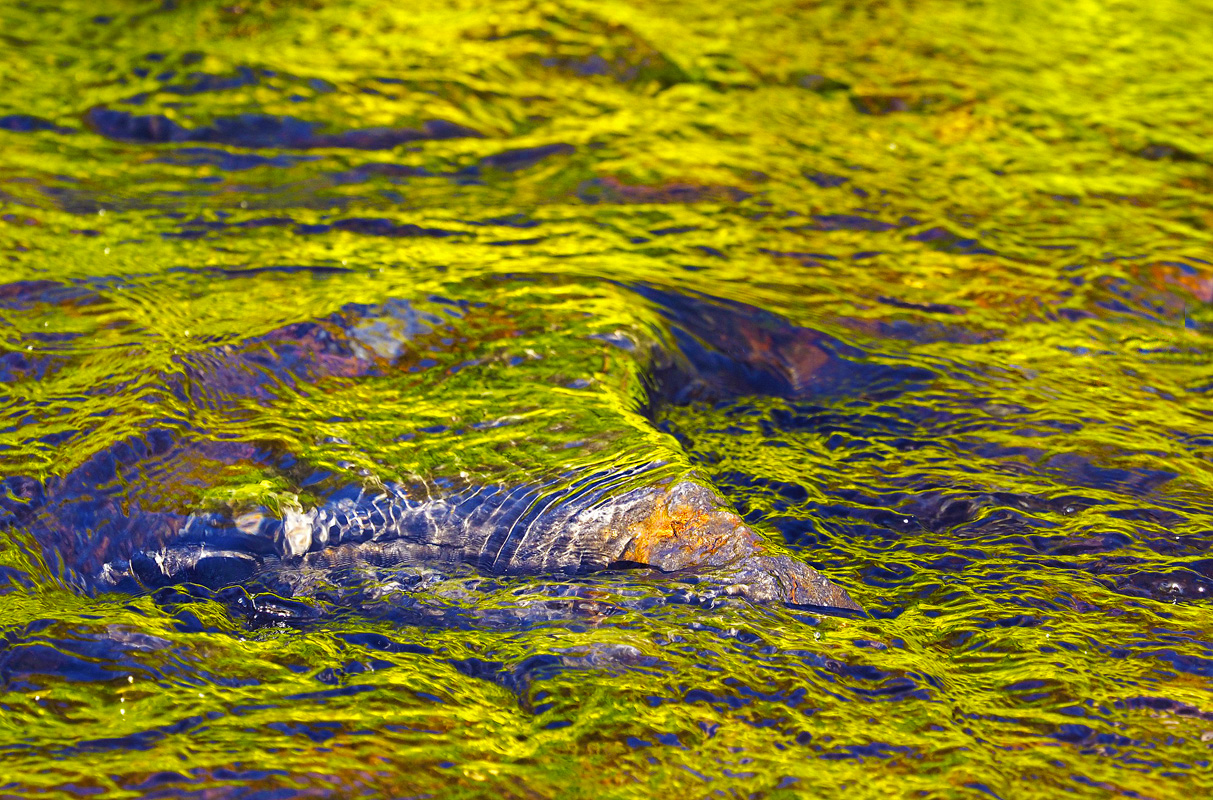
[2,0,1213,797]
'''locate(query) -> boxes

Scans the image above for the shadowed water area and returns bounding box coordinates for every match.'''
[2,0,1213,797]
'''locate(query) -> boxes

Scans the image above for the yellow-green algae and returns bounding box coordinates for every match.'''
[1,0,1213,797]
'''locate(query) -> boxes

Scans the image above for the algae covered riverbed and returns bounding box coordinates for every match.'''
[2,1,1213,797]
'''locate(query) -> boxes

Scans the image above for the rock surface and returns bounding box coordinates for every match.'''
[3,280,865,611]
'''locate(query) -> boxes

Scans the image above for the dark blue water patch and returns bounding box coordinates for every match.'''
[0,279,101,310]
[199,586,345,630]
[1128,648,1213,678]
[721,474,810,507]
[576,177,751,205]
[336,632,435,656]
[876,296,966,315]
[282,684,379,702]
[0,114,75,134]
[313,659,396,685]
[1047,719,1140,750]
[848,675,932,700]
[124,66,336,108]
[1088,276,1185,323]
[13,713,221,759]
[1137,143,1201,163]
[0,349,75,384]
[85,109,482,150]
[866,318,1002,345]
[1144,523,1213,558]
[756,248,838,267]
[649,225,698,236]
[164,216,461,239]
[324,162,433,185]
[162,67,260,95]
[199,263,354,277]
[536,52,688,87]
[0,619,230,692]
[1089,561,1213,603]
[1105,505,1187,527]
[954,439,1178,499]
[478,143,574,172]
[759,403,922,439]
[0,564,37,594]
[227,592,327,628]
[906,226,998,256]
[486,237,545,246]
[1034,530,1136,556]
[229,216,297,230]
[859,560,924,591]
[306,218,463,238]
[818,740,918,761]
[1115,695,1213,721]
[1044,452,1176,496]
[448,655,564,698]
[759,486,1080,557]
[120,770,202,793]
[803,170,849,188]
[680,687,760,711]
[1069,774,1157,799]
[467,213,538,228]
[658,326,797,401]
[794,214,899,233]
[152,147,318,171]
[907,491,1079,532]
[723,678,810,707]
[0,642,119,686]
[266,721,346,743]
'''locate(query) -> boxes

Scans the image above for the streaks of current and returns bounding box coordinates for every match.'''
[2,1,1213,798]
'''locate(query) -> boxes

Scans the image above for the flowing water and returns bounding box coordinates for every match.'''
[2,1,1213,797]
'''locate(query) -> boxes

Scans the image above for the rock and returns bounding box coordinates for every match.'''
[3,280,863,611]
[92,475,858,610]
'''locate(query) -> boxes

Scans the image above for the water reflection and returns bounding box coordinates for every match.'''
[2,0,1213,797]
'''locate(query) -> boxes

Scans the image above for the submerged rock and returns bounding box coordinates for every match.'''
[2,277,870,612]
[89,476,857,609]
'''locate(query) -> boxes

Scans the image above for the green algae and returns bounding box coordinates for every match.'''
[2,0,1213,797]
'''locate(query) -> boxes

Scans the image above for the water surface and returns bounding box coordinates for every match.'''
[2,1,1213,797]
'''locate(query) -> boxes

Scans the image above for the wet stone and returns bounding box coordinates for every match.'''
[6,286,862,611]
